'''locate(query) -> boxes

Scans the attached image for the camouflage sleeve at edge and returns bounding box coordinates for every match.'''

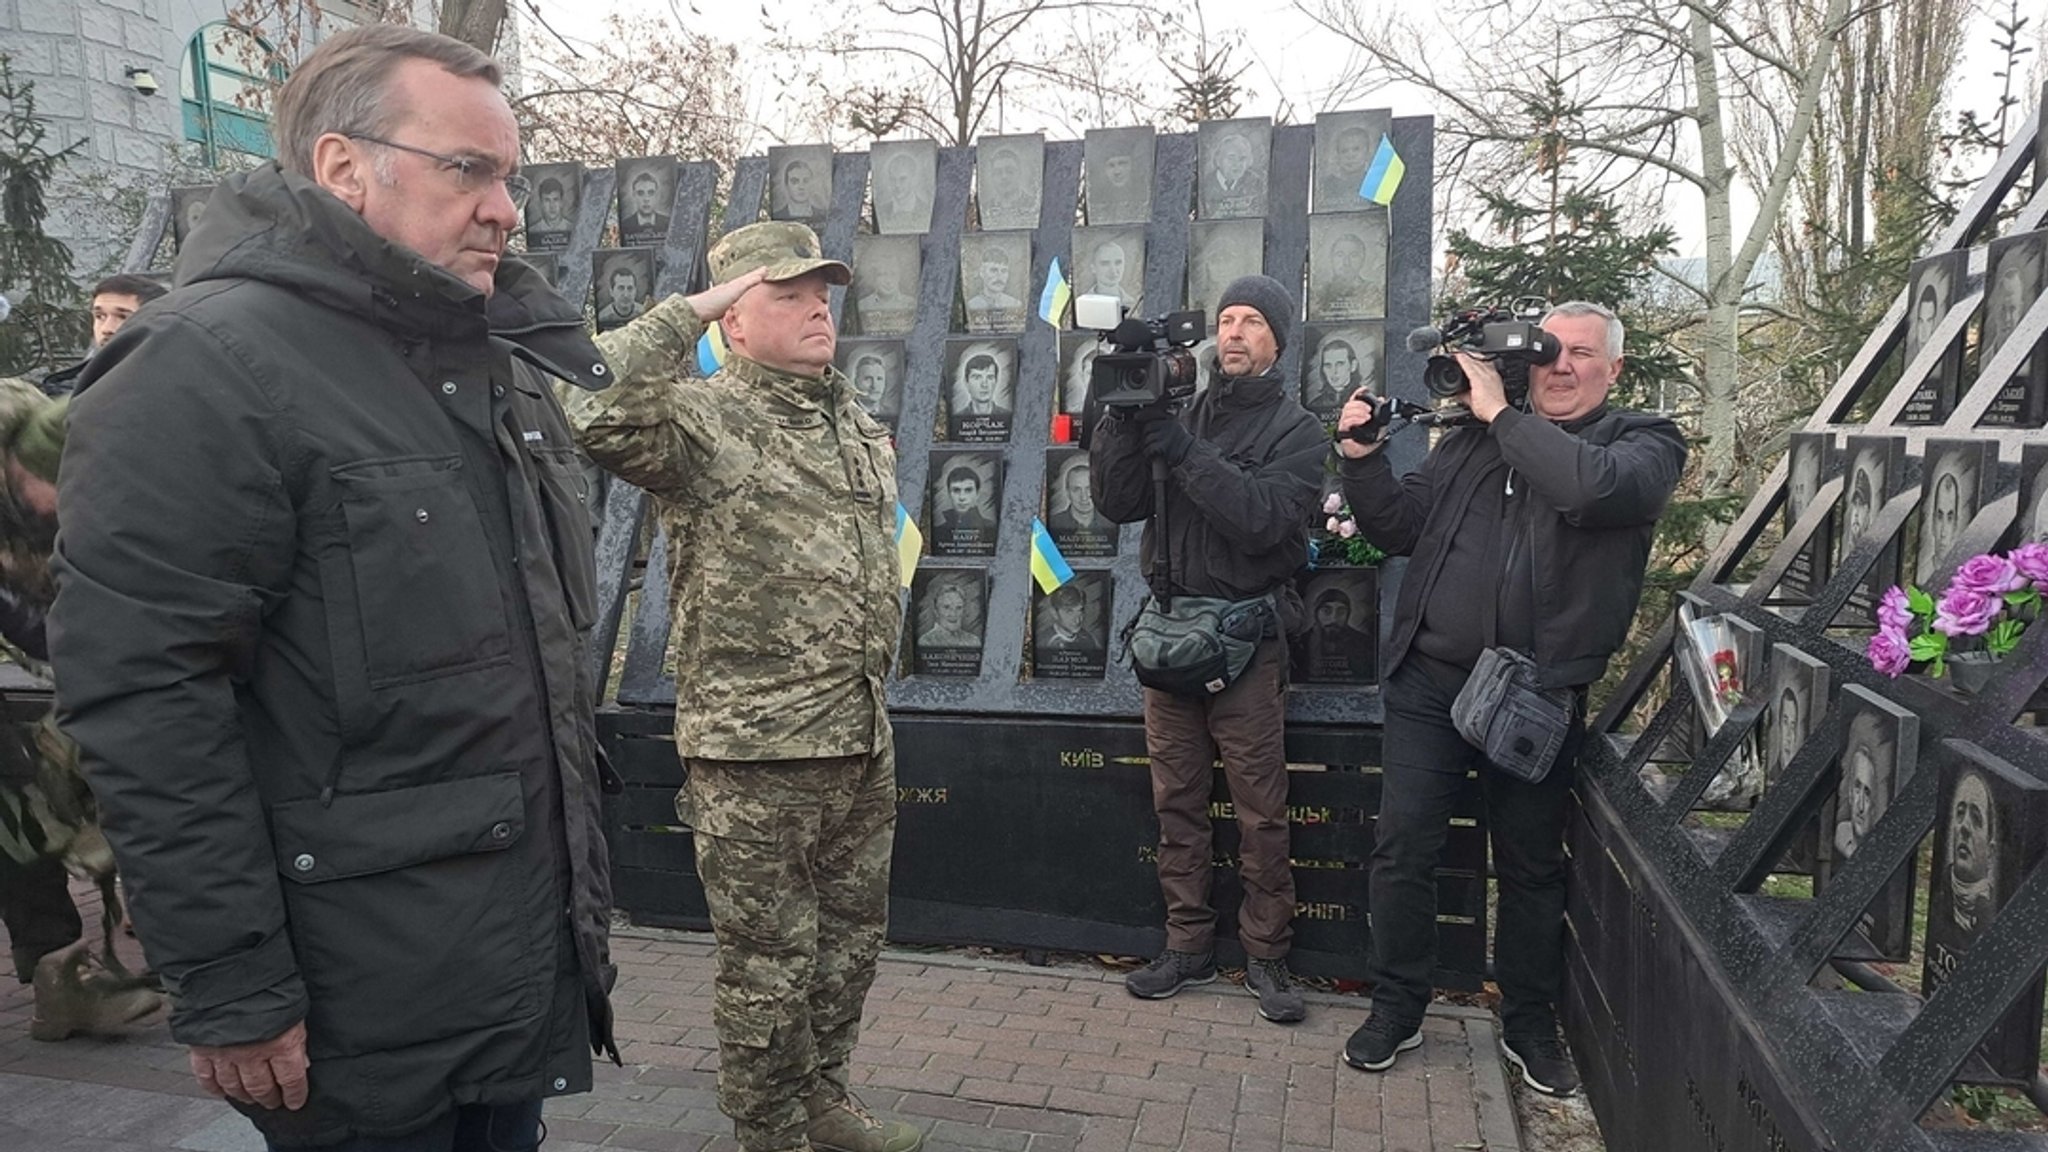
[565,295,718,498]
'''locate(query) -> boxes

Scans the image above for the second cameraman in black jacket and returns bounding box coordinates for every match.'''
[1333,301,1685,1096]
[1091,275,1327,1024]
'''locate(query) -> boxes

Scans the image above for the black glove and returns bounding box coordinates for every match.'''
[1140,419,1194,466]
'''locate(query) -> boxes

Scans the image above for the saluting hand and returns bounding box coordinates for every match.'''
[685,267,769,322]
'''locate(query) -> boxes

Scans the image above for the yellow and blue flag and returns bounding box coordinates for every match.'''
[894,503,922,588]
[1360,135,1405,206]
[1029,517,1074,594]
[1038,257,1072,327]
[696,322,729,376]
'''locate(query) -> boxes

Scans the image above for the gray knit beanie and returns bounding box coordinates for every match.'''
[1216,274,1295,353]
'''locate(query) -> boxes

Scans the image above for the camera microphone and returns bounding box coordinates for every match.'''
[1405,325,1443,353]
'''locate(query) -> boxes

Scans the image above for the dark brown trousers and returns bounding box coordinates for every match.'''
[1142,639,1295,959]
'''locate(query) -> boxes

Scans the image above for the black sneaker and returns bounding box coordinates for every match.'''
[1243,957,1306,1024]
[1124,949,1216,999]
[1342,1013,1421,1071]
[1500,1031,1581,1097]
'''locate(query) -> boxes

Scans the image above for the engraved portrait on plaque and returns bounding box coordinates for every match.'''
[1815,686,1920,959]
[870,139,937,235]
[1186,219,1263,315]
[593,249,655,333]
[1312,110,1393,214]
[961,232,1031,333]
[1084,126,1155,226]
[1302,324,1384,419]
[945,339,1017,444]
[171,185,214,250]
[1917,439,1989,585]
[614,157,677,248]
[1293,571,1378,684]
[1197,118,1271,219]
[1980,229,2047,428]
[768,145,834,222]
[975,134,1044,231]
[1899,250,1965,423]
[1033,572,1110,679]
[1044,448,1116,558]
[523,162,580,252]
[1308,214,1389,321]
[928,450,1002,557]
[1071,226,1145,316]
[852,234,921,337]
[912,570,988,676]
[835,339,906,428]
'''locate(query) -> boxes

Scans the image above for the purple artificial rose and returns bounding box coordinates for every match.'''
[1877,585,1913,631]
[1323,492,1344,516]
[1866,628,1912,678]
[1950,553,2026,597]
[1935,585,2001,637]
[2012,541,2048,589]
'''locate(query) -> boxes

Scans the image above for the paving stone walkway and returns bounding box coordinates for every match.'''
[1,885,1523,1151]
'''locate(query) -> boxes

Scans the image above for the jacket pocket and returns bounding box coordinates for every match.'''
[270,772,543,1056]
[331,456,512,686]
[529,446,598,631]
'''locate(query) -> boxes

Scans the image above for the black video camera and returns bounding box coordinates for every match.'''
[1078,294,1205,419]
[1410,298,1559,402]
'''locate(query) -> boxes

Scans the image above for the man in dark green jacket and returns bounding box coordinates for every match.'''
[50,26,619,1150]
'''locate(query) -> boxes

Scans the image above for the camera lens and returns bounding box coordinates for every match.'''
[1423,354,1468,398]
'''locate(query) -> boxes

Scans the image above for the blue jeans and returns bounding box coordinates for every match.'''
[266,1101,544,1151]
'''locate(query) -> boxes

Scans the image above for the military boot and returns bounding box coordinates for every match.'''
[805,1090,924,1152]
[28,940,165,1041]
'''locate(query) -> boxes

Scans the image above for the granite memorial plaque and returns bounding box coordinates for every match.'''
[1293,569,1378,684]
[614,157,678,248]
[1978,228,2046,429]
[928,449,1002,557]
[767,145,833,223]
[2020,443,2048,544]
[1070,226,1145,317]
[851,234,921,337]
[1836,434,1903,617]
[593,248,654,333]
[1917,439,1991,585]
[1307,214,1390,321]
[1312,109,1393,214]
[170,185,213,251]
[1924,744,2048,1081]
[521,252,559,287]
[870,139,938,235]
[975,134,1044,231]
[1197,118,1271,219]
[960,232,1032,334]
[1059,331,1102,424]
[1899,250,1965,424]
[912,569,988,676]
[1044,447,1116,558]
[836,339,906,428]
[1763,643,1830,873]
[1032,572,1110,680]
[523,162,580,252]
[1302,323,1384,419]
[1186,219,1264,316]
[1083,126,1155,226]
[1814,685,1920,959]
[945,338,1018,443]
[1781,431,1834,600]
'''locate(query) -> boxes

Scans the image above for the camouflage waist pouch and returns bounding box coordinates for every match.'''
[1124,594,1273,698]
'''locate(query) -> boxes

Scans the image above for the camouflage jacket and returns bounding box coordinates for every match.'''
[576,298,902,760]
[0,376,64,668]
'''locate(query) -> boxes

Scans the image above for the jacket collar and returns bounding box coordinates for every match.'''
[722,352,842,411]
[1206,362,1286,410]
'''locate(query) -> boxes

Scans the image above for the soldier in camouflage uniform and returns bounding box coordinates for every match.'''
[571,222,916,1152]
[0,375,166,1039]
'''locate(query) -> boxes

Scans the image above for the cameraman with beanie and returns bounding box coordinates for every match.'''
[1332,301,1684,1095]
[1090,275,1326,1024]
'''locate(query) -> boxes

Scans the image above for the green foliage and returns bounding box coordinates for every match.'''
[0,54,84,377]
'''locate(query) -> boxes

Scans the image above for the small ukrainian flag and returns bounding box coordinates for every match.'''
[1038,257,1072,327]
[1359,135,1406,207]
[1029,517,1075,594]
[894,503,923,588]
[695,322,729,377]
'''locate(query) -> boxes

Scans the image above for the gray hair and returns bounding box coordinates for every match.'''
[1544,300,1626,360]
[272,25,501,178]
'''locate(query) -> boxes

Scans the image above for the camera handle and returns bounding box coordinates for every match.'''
[1148,456,1174,611]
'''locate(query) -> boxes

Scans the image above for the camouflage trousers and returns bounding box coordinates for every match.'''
[682,735,896,1152]
[0,713,113,981]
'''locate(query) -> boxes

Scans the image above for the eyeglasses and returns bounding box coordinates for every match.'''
[346,134,532,209]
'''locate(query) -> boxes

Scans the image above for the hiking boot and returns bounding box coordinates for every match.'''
[1342,1013,1421,1072]
[1124,948,1216,1000]
[28,940,165,1042]
[1243,956,1306,1024]
[1501,1030,1581,1097]
[806,1091,923,1152]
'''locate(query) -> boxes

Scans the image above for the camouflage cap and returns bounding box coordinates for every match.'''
[708,221,852,287]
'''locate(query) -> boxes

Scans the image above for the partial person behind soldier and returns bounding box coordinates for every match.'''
[51,26,620,1150]
[566,221,920,1152]
[1089,274,1327,1025]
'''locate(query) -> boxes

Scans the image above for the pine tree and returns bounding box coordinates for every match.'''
[0,54,84,378]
